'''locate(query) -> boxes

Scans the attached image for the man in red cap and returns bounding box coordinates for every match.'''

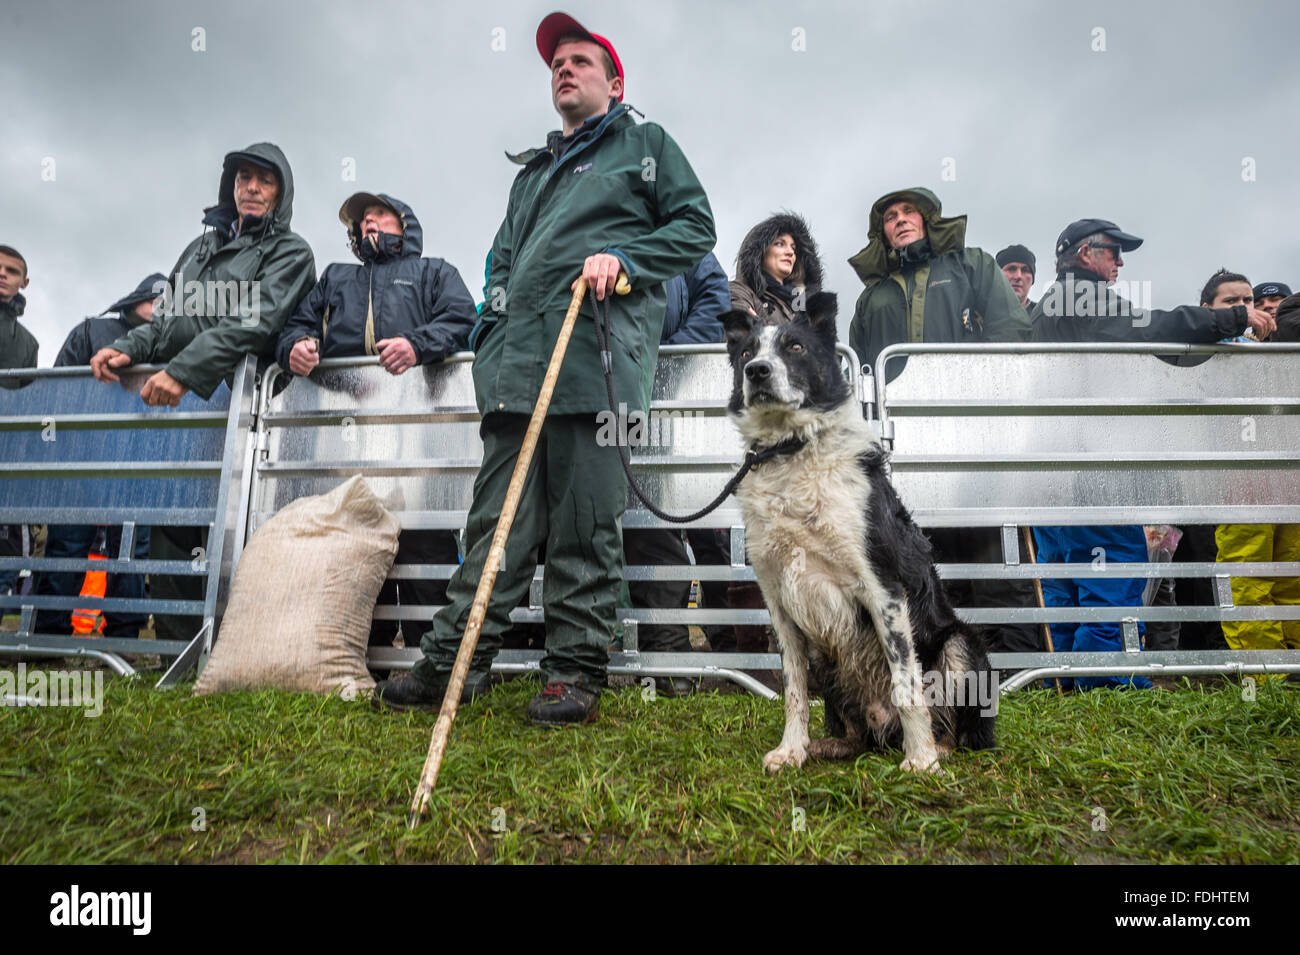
[375,12,716,725]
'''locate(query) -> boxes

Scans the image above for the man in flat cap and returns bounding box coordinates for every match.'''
[1032,219,1274,343]
[374,11,716,724]
[1030,219,1275,688]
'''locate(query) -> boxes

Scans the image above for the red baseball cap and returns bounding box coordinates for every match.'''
[536,11,624,101]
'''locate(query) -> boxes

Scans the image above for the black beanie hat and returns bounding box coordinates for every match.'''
[996,244,1036,276]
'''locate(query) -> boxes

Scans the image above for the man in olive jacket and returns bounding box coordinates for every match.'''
[91,142,316,404]
[375,12,716,724]
[848,187,1028,375]
[89,143,316,643]
[847,189,1038,656]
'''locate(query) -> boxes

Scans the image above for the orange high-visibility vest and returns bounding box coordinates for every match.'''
[72,553,107,636]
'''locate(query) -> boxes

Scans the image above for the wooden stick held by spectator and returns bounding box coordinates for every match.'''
[408,271,629,828]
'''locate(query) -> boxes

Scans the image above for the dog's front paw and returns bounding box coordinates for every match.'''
[763,744,808,773]
[899,751,945,775]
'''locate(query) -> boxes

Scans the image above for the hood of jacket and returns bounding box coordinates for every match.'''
[847,186,968,285]
[201,142,297,238]
[349,193,423,263]
[734,211,824,295]
[103,272,167,323]
[1,291,25,320]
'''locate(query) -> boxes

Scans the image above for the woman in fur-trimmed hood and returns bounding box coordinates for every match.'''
[729,212,824,322]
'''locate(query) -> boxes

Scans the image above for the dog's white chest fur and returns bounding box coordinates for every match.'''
[735,405,877,648]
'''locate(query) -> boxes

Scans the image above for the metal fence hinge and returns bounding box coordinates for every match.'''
[1214,574,1235,609]
[1121,617,1142,653]
[1001,524,1021,566]
[729,526,746,568]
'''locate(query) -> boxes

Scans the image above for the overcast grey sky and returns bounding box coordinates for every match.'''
[4,0,1299,361]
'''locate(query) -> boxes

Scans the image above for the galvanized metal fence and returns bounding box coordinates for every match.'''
[0,358,256,684]
[248,347,864,698]
[5,343,1297,695]
[875,342,1300,688]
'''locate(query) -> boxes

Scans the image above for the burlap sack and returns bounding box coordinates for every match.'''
[193,475,401,697]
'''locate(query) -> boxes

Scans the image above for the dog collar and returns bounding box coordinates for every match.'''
[745,436,808,467]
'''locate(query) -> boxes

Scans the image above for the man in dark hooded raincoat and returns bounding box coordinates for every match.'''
[277,191,476,659]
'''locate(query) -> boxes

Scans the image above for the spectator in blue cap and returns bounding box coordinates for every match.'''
[1252,282,1291,327]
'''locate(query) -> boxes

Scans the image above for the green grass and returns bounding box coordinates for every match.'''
[1,672,1297,863]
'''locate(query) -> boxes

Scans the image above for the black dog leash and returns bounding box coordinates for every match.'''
[590,286,805,523]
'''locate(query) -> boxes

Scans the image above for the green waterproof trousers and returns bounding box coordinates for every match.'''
[413,412,627,692]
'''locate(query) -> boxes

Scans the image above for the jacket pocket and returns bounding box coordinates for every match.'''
[468,315,498,353]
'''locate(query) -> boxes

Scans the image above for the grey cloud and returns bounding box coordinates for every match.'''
[3,0,1297,361]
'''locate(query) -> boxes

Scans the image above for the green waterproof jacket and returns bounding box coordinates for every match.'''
[0,293,39,390]
[112,143,316,399]
[473,102,716,416]
[847,187,1028,375]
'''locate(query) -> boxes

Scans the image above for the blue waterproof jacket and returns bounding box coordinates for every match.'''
[276,194,475,372]
[660,253,730,345]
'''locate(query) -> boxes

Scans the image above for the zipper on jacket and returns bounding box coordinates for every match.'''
[541,104,626,188]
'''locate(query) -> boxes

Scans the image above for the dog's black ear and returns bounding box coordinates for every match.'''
[721,308,756,343]
[802,291,839,342]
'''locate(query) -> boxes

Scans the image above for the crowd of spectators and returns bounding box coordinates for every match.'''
[2,13,1296,703]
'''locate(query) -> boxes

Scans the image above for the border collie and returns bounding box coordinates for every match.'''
[722,292,996,774]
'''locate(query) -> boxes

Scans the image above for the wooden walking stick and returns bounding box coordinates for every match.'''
[407,271,630,828]
[1020,526,1063,696]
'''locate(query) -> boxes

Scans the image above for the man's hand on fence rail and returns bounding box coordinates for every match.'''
[90,347,133,384]
[376,336,417,375]
[288,338,320,376]
[140,370,188,407]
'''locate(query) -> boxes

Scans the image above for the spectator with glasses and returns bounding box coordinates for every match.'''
[1027,221,1274,688]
